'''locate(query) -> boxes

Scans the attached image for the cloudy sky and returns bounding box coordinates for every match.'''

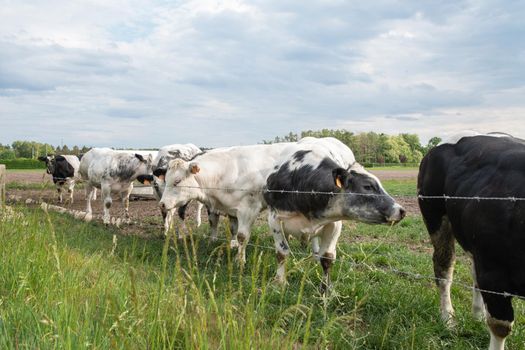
[1,0,524,148]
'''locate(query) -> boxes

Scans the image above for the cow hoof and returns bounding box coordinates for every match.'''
[230,239,239,248]
[84,213,92,222]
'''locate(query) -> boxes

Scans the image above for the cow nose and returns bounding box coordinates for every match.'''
[387,204,406,223]
[399,207,407,219]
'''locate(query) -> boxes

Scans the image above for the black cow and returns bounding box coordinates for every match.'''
[38,155,81,203]
[418,133,525,350]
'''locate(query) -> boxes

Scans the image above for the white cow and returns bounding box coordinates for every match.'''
[79,148,153,224]
[159,142,294,264]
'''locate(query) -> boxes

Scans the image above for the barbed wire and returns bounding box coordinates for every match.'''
[160,184,525,202]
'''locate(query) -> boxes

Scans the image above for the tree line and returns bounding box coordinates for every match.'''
[1,130,443,165]
[0,141,91,160]
[263,129,441,165]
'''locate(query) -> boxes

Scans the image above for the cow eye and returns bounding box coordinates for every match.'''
[363,185,374,191]
[173,179,181,187]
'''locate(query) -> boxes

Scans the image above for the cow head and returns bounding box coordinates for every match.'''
[332,163,405,224]
[134,153,153,176]
[38,155,55,174]
[159,159,201,212]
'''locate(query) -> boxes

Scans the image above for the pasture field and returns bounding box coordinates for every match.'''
[1,175,525,349]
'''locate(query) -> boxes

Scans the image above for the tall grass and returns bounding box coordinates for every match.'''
[1,206,524,349]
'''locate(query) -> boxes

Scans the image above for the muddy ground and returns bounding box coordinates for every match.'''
[5,169,420,237]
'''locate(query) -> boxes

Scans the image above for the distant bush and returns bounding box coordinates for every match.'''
[0,158,46,169]
[0,149,16,160]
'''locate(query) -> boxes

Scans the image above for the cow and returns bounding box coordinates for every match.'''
[79,148,153,224]
[418,132,525,350]
[158,142,294,264]
[38,155,81,204]
[264,137,406,292]
[136,143,208,236]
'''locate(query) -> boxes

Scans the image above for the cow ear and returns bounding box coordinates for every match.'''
[135,154,145,162]
[38,156,48,162]
[189,162,200,174]
[332,168,348,189]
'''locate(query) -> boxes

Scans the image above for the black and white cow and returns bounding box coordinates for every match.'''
[418,132,525,350]
[79,148,153,224]
[159,142,294,265]
[38,155,80,204]
[136,143,207,236]
[264,137,406,292]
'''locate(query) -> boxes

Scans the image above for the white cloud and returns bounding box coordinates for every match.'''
[0,0,524,148]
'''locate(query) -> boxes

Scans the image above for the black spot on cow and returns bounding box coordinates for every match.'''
[110,157,139,182]
[292,150,312,162]
[264,158,344,218]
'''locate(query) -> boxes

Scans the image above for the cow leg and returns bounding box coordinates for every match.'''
[228,215,238,239]
[429,216,456,327]
[67,180,75,204]
[317,221,342,295]
[482,287,514,350]
[57,185,63,203]
[102,184,112,225]
[207,208,220,241]
[269,210,289,284]
[471,259,486,321]
[84,184,95,222]
[120,189,132,223]
[92,188,97,201]
[311,236,320,261]
[235,208,260,266]
[195,201,203,227]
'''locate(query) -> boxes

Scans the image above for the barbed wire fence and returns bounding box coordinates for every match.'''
[10,176,525,301]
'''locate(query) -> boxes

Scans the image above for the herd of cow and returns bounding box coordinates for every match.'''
[37,132,525,350]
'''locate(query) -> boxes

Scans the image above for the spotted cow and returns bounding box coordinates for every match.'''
[264,137,406,292]
[79,148,152,224]
[38,155,81,204]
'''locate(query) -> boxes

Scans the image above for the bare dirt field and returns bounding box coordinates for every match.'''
[5,168,420,235]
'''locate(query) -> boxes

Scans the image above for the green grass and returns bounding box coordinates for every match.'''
[1,205,524,349]
[382,179,418,196]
